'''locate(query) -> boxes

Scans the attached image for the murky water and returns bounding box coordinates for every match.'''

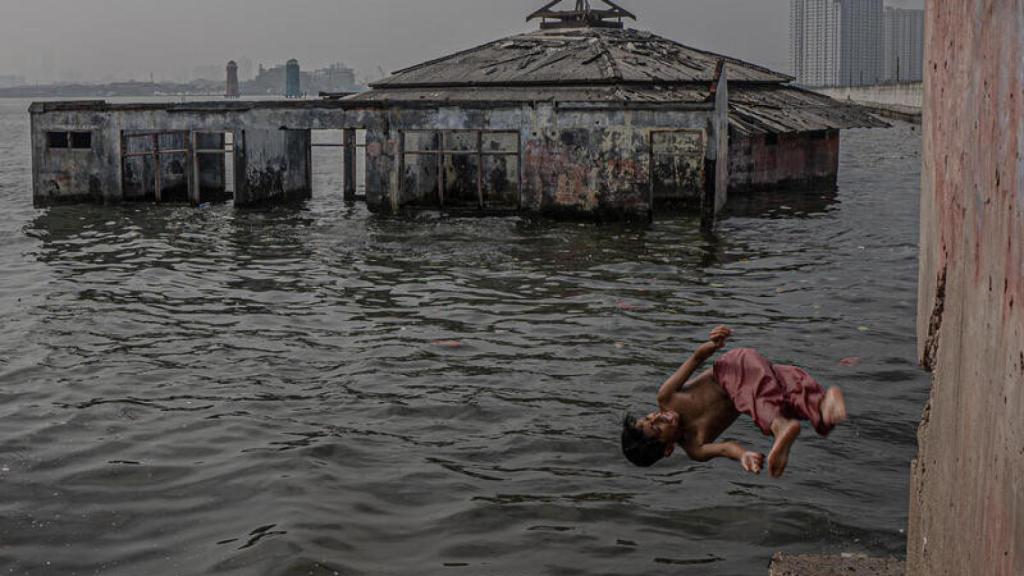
[0,98,928,576]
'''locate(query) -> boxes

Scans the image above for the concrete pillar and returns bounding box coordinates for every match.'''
[701,63,729,232]
[909,2,1023,575]
[343,128,357,202]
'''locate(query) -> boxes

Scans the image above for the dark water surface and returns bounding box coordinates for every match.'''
[0,98,928,576]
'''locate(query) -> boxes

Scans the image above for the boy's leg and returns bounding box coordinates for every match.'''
[821,387,848,428]
[716,349,800,477]
[773,365,846,436]
[768,416,802,478]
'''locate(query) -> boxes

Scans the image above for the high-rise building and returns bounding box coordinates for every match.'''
[791,0,842,86]
[883,7,924,83]
[790,0,884,87]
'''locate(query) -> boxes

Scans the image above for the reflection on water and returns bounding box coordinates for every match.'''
[0,96,926,576]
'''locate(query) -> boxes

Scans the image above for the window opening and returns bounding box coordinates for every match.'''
[399,129,520,210]
[121,130,234,204]
[311,129,346,199]
[70,132,92,149]
[192,131,235,203]
[47,132,69,149]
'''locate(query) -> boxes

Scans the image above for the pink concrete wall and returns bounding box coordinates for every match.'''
[910,1,1023,575]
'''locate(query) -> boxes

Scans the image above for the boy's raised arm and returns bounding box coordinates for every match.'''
[656,325,732,408]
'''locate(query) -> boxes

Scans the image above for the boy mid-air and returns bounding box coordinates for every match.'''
[621,326,847,477]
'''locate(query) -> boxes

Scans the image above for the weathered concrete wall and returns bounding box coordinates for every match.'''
[816,83,923,109]
[32,98,833,221]
[728,130,840,194]
[387,103,713,220]
[29,102,388,207]
[30,105,119,204]
[235,129,311,205]
[910,1,1023,575]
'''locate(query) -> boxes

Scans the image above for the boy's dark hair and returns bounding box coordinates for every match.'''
[621,414,666,468]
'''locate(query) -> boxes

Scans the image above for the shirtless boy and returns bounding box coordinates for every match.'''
[621,326,847,477]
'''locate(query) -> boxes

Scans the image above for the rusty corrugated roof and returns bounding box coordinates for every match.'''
[370,27,792,89]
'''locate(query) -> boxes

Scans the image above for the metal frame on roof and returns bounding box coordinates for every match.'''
[527,0,636,29]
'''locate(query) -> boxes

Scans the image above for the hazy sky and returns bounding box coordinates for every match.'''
[0,0,924,84]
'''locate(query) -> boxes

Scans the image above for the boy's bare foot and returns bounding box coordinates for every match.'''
[768,419,801,478]
[821,387,848,428]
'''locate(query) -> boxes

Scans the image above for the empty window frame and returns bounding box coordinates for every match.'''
[70,132,92,149]
[192,131,235,203]
[47,131,93,150]
[400,129,520,209]
[310,129,366,200]
[121,131,191,203]
[46,132,68,149]
[310,129,346,196]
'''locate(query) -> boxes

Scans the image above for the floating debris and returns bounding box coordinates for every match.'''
[432,339,464,349]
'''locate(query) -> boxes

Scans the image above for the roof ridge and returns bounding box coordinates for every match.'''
[596,33,624,81]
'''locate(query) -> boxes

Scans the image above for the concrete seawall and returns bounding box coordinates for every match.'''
[815,84,922,123]
[910,1,1023,575]
[815,84,922,109]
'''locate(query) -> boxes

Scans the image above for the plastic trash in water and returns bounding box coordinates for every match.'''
[839,357,862,367]
[432,339,463,349]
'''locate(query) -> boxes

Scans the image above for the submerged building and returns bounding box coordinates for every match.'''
[29,0,882,226]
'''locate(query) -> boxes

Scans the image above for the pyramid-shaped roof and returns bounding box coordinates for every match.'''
[370,27,793,90]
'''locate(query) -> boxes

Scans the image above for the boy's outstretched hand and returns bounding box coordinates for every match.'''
[709,325,732,349]
[741,451,764,475]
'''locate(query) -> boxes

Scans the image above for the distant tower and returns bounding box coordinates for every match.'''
[225,61,240,98]
[285,59,301,98]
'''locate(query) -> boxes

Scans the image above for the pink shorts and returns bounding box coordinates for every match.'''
[713,348,832,436]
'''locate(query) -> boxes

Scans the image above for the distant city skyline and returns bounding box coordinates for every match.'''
[791,0,923,87]
[0,0,924,86]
